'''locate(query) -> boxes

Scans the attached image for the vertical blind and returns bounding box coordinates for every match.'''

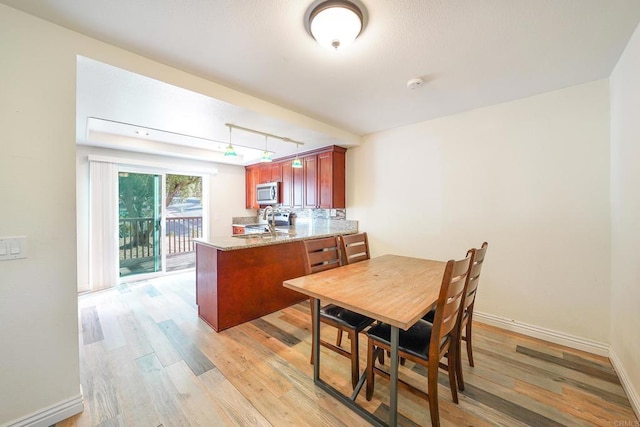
[89,160,119,291]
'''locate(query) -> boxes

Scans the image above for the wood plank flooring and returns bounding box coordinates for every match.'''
[58,272,638,426]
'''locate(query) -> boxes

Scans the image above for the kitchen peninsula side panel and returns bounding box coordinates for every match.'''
[195,241,308,332]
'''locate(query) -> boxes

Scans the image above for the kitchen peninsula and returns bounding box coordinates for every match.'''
[195,220,357,332]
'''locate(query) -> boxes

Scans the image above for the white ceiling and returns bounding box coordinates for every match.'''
[3,0,640,164]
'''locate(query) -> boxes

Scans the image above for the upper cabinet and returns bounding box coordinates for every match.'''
[318,149,346,209]
[245,145,346,209]
[245,165,260,209]
[259,163,282,184]
[303,155,318,209]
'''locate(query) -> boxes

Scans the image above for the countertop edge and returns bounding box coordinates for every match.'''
[195,228,357,251]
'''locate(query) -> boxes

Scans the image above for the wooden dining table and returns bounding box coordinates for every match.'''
[283,254,447,427]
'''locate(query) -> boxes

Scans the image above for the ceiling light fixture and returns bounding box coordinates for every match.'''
[224,126,237,157]
[292,142,303,168]
[308,0,365,50]
[225,123,305,161]
[261,135,273,162]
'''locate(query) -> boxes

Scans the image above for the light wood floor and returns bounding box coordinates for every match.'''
[58,272,637,426]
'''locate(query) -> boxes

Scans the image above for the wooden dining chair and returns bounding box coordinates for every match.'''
[340,232,371,265]
[333,232,371,347]
[422,242,488,391]
[365,251,474,427]
[303,236,375,389]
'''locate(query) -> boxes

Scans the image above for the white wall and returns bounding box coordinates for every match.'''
[610,21,640,414]
[76,145,249,292]
[0,5,81,423]
[348,80,611,344]
[0,4,348,425]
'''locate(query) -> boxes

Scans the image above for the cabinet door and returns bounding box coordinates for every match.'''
[258,165,271,184]
[292,162,304,208]
[280,161,293,208]
[318,149,345,208]
[270,163,282,183]
[245,166,260,209]
[303,155,318,208]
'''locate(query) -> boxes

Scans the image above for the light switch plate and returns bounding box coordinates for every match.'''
[0,236,27,261]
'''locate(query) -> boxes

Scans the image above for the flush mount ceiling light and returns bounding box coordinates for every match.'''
[307,0,366,50]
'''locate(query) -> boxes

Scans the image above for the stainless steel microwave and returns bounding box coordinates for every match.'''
[256,182,279,205]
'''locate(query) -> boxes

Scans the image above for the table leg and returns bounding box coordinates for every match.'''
[313,298,321,381]
[311,296,388,427]
[390,326,399,427]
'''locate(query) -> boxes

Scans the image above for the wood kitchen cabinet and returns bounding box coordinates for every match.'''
[232,225,245,235]
[280,160,296,208]
[259,163,281,184]
[245,145,346,209]
[303,155,318,209]
[245,165,260,209]
[318,148,346,208]
[196,241,307,332]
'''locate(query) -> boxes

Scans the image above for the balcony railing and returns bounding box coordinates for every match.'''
[119,216,203,260]
[166,216,203,254]
[119,217,155,260]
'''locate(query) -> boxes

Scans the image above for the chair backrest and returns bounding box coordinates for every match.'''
[303,236,343,275]
[461,242,488,324]
[340,232,370,265]
[428,251,474,359]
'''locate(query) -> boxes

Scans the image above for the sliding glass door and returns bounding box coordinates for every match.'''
[116,169,204,279]
[165,174,203,272]
[118,171,162,277]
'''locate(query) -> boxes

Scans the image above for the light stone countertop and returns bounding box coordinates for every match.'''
[196,220,358,251]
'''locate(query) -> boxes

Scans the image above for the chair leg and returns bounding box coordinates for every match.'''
[466,321,474,367]
[336,330,343,347]
[350,330,359,389]
[447,347,459,404]
[427,356,441,427]
[366,339,375,400]
[456,332,465,392]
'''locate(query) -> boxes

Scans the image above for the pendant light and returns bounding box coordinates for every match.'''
[292,143,303,168]
[224,126,237,157]
[308,0,365,50]
[261,135,273,162]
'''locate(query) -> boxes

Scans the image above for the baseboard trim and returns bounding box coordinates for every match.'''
[609,347,640,420]
[473,311,610,357]
[5,392,84,427]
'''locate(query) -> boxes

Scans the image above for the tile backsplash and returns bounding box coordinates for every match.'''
[233,208,347,226]
[290,208,346,222]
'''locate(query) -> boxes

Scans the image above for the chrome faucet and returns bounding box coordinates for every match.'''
[262,206,276,234]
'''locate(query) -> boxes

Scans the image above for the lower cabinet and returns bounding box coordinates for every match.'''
[195,241,308,332]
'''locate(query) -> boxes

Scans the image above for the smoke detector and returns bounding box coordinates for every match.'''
[407,78,424,90]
